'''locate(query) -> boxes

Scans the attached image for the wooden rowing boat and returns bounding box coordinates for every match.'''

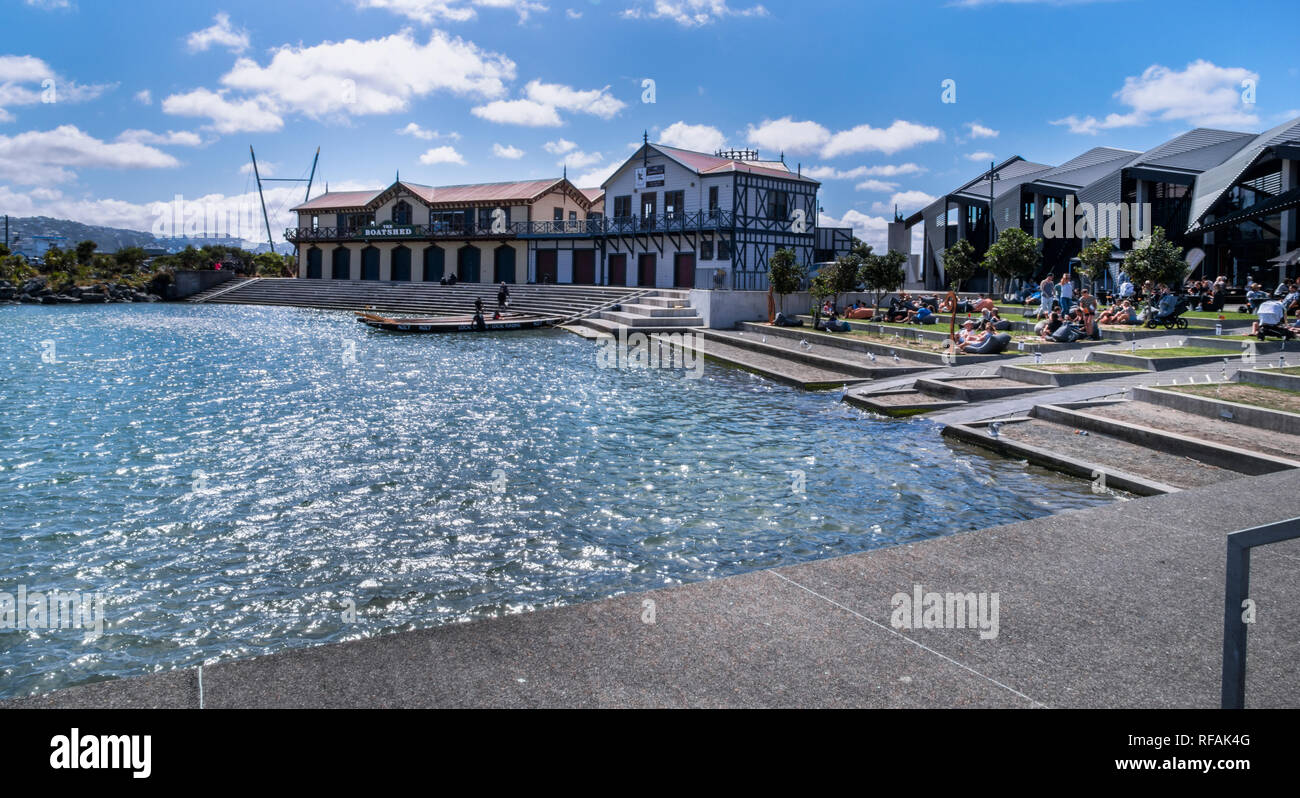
[354,312,558,333]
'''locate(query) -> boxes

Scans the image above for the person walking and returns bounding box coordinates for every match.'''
[1058,272,1074,316]
[497,281,510,313]
[1038,273,1056,318]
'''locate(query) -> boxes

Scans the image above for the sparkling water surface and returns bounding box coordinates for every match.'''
[0,303,1117,698]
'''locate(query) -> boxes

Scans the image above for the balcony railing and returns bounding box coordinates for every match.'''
[284,210,735,243]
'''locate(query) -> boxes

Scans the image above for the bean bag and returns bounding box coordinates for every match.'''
[845,308,874,319]
[967,332,1011,355]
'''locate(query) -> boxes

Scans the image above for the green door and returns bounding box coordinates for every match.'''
[361,246,380,280]
[306,247,322,279]
[458,246,480,283]
[494,246,516,283]
[423,246,444,282]
[332,248,350,280]
[391,246,411,281]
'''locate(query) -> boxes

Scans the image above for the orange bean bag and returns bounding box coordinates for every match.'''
[845,308,874,319]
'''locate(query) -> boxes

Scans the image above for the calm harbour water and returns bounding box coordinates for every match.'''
[0,303,1117,698]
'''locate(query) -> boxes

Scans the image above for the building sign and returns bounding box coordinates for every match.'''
[364,225,415,237]
[635,164,665,189]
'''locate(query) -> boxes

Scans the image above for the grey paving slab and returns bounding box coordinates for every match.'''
[8,469,1298,709]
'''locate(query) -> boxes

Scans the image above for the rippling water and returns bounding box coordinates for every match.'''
[0,303,1117,698]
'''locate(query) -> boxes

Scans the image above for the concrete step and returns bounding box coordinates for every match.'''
[999,362,1148,386]
[701,330,931,379]
[1033,402,1300,476]
[599,310,702,327]
[661,332,866,390]
[845,389,965,418]
[616,303,700,317]
[579,317,705,336]
[1239,367,1300,391]
[913,376,1052,403]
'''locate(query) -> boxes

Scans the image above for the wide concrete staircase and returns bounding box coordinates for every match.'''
[576,289,704,335]
[189,278,640,319]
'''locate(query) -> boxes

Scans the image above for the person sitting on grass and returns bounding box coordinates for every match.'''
[972,294,996,313]
[959,327,1012,355]
[1037,311,1063,340]
[1252,298,1295,341]
[1097,299,1138,326]
[981,307,1013,331]
[907,304,938,325]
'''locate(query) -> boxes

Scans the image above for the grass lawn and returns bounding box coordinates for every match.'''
[1165,382,1300,414]
[1265,366,1300,376]
[1104,346,1231,358]
[1183,310,1256,321]
[1024,362,1143,374]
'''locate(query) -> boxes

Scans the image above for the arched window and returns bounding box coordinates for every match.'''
[392,200,412,225]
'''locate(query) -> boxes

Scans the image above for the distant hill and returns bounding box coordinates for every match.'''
[2,216,293,256]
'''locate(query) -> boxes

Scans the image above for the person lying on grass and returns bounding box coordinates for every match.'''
[1097,299,1139,326]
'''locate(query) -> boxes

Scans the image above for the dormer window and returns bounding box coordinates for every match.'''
[393,200,412,225]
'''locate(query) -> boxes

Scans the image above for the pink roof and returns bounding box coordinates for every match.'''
[292,178,585,212]
[649,143,817,184]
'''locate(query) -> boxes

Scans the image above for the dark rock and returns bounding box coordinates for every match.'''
[39,295,60,304]
[79,292,107,303]
[21,277,46,295]
[18,294,39,304]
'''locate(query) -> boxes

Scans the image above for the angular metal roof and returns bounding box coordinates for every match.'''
[1024,146,1140,192]
[1187,116,1300,232]
[951,156,1053,203]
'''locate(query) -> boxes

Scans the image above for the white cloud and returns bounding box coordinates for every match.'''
[186,13,250,54]
[216,30,515,118]
[823,120,943,158]
[658,121,725,152]
[23,0,71,9]
[558,149,603,168]
[471,98,561,126]
[397,122,459,140]
[419,145,466,165]
[117,129,204,147]
[576,159,622,186]
[871,190,936,216]
[966,150,995,161]
[747,116,941,159]
[544,138,577,155]
[239,160,277,176]
[356,0,549,24]
[746,117,830,155]
[621,0,768,27]
[492,142,525,159]
[0,54,115,121]
[819,210,888,251]
[0,124,180,185]
[566,8,582,17]
[523,79,625,119]
[803,163,924,180]
[853,179,897,192]
[967,122,998,138]
[1052,60,1260,134]
[134,89,152,105]
[162,88,283,134]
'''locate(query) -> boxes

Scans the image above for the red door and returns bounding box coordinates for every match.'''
[608,253,626,286]
[535,250,557,284]
[674,252,695,288]
[572,249,595,284]
[637,253,657,287]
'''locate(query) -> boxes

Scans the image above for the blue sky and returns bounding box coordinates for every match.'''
[2,0,1298,250]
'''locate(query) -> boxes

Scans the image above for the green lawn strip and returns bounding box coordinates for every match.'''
[1103,346,1234,358]
[1183,311,1256,321]
[1022,362,1143,374]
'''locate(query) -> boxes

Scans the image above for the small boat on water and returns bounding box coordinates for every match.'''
[355,311,559,333]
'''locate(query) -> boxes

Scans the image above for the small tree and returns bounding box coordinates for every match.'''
[983,227,1040,298]
[822,249,865,309]
[941,238,978,293]
[75,240,98,266]
[1076,237,1113,296]
[1122,226,1185,292]
[767,247,805,314]
[860,248,907,312]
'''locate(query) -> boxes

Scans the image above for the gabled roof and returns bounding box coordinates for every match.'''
[1187,116,1300,233]
[605,143,818,188]
[1024,146,1140,192]
[1129,127,1254,173]
[951,156,1053,203]
[292,177,594,212]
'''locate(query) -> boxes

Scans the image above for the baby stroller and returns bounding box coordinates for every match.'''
[1145,295,1189,329]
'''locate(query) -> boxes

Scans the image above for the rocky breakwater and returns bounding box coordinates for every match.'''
[0,277,162,305]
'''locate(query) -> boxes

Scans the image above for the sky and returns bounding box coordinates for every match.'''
[1,0,1298,252]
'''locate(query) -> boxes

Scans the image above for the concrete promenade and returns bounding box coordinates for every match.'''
[8,467,1298,708]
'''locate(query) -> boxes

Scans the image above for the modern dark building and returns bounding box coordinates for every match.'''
[908,116,1300,290]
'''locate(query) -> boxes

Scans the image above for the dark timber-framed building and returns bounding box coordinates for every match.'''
[908,115,1300,290]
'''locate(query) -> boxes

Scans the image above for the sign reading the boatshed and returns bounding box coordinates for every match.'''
[364,224,415,237]
[635,164,665,189]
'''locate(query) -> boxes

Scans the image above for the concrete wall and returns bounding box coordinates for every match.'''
[689,289,877,329]
[172,269,234,299]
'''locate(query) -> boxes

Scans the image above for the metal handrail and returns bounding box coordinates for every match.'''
[1221,515,1300,708]
[555,288,659,326]
[283,211,735,243]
